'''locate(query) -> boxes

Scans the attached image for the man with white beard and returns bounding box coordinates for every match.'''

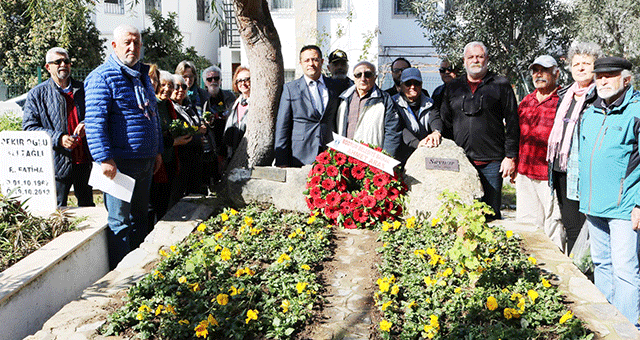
[514,55,563,250]
[578,56,640,329]
[430,41,519,220]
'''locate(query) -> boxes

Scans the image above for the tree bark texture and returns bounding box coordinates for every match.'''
[226,0,284,170]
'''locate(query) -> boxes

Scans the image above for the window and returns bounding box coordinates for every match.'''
[318,0,341,11]
[272,0,293,10]
[104,0,124,14]
[197,0,211,22]
[145,0,161,14]
[394,0,411,15]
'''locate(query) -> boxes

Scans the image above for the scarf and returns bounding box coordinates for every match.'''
[546,82,594,171]
[112,55,154,119]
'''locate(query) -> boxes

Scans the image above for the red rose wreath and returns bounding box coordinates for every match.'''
[304,144,407,229]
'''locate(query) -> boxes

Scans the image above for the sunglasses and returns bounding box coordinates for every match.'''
[354,71,374,79]
[207,76,220,82]
[236,77,250,84]
[404,80,422,87]
[176,84,188,90]
[439,67,454,73]
[48,58,71,66]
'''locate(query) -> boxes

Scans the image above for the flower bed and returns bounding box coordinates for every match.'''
[374,191,592,339]
[100,205,332,339]
[305,146,407,229]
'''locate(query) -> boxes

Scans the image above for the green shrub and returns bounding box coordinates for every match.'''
[0,114,21,131]
[0,192,76,271]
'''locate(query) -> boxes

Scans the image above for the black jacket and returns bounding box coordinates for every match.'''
[430,71,519,161]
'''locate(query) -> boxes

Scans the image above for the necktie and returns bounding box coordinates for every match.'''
[310,81,324,113]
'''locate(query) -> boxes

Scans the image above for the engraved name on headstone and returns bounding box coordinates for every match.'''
[425,157,460,172]
[0,130,57,214]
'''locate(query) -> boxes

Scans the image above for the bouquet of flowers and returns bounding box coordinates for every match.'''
[304,144,407,229]
[169,119,199,138]
[202,101,226,124]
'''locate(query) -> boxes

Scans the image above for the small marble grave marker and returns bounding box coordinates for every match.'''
[0,130,57,214]
[425,157,460,172]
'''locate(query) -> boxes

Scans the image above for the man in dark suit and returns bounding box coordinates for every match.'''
[274,45,343,167]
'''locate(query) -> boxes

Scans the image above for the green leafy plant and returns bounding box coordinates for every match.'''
[0,191,76,271]
[101,205,332,339]
[374,191,592,339]
[0,114,22,131]
[169,119,199,138]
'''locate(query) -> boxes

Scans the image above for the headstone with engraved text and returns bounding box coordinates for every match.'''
[0,130,57,214]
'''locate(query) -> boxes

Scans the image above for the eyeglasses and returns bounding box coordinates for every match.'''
[48,58,71,66]
[392,67,408,73]
[236,77,250,84]
[439,67,454,73]
[354,71,374,79]
[176,84,188,90]
[207,76,220,82]
[404,80,422,87]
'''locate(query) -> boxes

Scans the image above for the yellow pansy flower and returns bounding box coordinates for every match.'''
[486,296,498,310]
[220,213,229,221]
[301,264,311,270]
[216,293,229,306]
[166,304,177,315]
[159,249,169,257]
[215,232,223,240]
[229,208,238,215]
[392,221,401,229]
[504,307,513,319]
[277,253,291,263]
[246,309,258,323]
[382,221,391,231]
[220,247,231,261]
[138,304,151,312]
[455,287,462,294]
[244,216,253,226]
[178,276,187,284]
[528,289,539,303]
[528,256,537,265]
[194,321,208,338]
[506,230,513,238]
[170,245,177,252]
[155,304,164,316]
[391,285,400,295]
[431,217,441,226]
[188,282,200,292]
[296,282,308,294]
[559,310,573,324]
[307,215,317,224]
[178,319,190,325]
[380,319,392,332]
[542,278,551,288]
[280,299,290,313]
[442,267,453,277]
[406,216,416,229]
[197,223,206,232]
[406,300,417,309]
[381,300,392,311]
[136,313,144,320]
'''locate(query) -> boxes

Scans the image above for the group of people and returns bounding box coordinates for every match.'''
[507,42,640,329]
[21,22,640,328]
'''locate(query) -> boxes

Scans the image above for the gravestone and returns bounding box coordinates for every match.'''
[0,130,57,215]
[404,139,483,217]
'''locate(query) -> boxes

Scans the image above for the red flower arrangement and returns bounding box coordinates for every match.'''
[304,144,407,229]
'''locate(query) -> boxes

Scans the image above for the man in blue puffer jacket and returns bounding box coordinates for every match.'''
[84,24,163,269]
[578,56,640,329]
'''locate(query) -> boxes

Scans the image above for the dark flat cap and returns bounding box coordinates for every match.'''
[593,56,633,73]
[328,49,348,63]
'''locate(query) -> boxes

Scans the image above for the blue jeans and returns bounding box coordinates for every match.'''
[588,215,640,328]
[104,158,154,269]
[474,161,502,220]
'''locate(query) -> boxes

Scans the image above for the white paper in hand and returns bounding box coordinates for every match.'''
[88,162,136,203]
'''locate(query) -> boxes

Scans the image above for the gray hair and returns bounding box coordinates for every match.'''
[567,41,603,63]
[621,69,634,83]
[113,24,140,42]
[173,74,186,86]
[159,70,173,84]
[353,61,376,73]
[45,47,69,63]
[202,65,221,80]
[463,41,488,57]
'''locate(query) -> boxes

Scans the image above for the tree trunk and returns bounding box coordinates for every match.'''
[226,0,283,170]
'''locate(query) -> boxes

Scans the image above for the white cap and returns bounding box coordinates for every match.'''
[529,55,557,69]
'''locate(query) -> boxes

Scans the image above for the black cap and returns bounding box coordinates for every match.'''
[328,49,348,64]
[593,56,633,73]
